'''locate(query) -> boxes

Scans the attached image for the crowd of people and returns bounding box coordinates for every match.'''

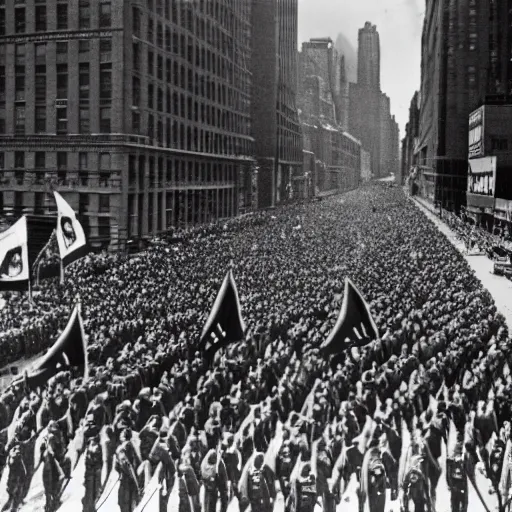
[0,183,511,512]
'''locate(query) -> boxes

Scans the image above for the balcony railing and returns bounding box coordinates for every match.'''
[0,169,122,190]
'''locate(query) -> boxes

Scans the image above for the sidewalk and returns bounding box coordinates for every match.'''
[410,196,512,329]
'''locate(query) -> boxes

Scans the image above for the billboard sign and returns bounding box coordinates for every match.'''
[467,156,496,196]
[468,107,484,158]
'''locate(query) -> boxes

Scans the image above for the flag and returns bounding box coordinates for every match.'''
[0,216,30,291]
[197,269,245,360]
[54,191,87,266]
[320,278,379,357]
[13,304,88,390]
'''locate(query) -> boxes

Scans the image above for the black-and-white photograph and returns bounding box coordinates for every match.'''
[0,1,512,512]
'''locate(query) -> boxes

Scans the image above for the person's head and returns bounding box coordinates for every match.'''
[253,452,264,470]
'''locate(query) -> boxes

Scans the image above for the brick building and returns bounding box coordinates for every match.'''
[251,0,302,208]
[0,0,254,251]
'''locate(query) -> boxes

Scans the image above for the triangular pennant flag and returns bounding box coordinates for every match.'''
[320,278,379,357]
[15,304,89,390]
[0,216,30,291]
[54,191,87,266]
[197,269,245,360]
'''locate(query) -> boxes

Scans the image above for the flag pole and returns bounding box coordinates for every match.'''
[28,277,34,306]
[59,259,65,286]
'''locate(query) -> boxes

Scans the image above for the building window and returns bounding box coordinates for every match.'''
[147,50,154,76]
[157,55,163,80]
[98,217,109,238]
[79,63,89,100]
[15,105,25,134]
[79,152,88,185]
[14,152,24,169]
[35,6,46,31]
[99,153,110,186]
[15,7,25,33]
[0,66,6,103]
[15,65,24,101]
[56,107,67,134]
[148,83,154,109]
[99,63,112,100]
[56,64,68,98]
[100,38,112,62]
[133,42,141,70]
[99,2,111,28]
[79,108,90,133]
[132,111,140,134]
[132,7,141,37]
[56,41,67,55]
[147,18,154,41]
[132,76,140,106]
[35,106,46,132]
[0,107,5,133]
[100,107,111,132]
[57,3,68,29]
[0,9,5,36]
[35,66,46,101]
[148,114,154,139]
[157,24,163,48]
[35,43,46,64]
[79,0,90,28]
[79,40,90,53]
[34,152,45,185]
[99,194,109,212]
[15,44,25,65]
[57,152,67,183]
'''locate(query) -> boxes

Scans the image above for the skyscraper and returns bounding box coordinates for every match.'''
[416,0,509,210]
[251,0,303,208]
[357,22,380,90]
[0,0,254,251]
[349,22,382,176]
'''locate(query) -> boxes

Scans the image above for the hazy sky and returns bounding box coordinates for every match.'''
[298,0,424,138]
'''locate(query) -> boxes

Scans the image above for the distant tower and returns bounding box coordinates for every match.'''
[357,22,380,90]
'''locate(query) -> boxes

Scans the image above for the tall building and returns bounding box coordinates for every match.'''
[348,22,382,177]
[357,22,380,90]
[401,91,420,185]
[251,0,302,208]
[297,37,348,128]
[348,83,381,176]
[415,0,503,210]
[297,37,361,194]
[0,0,254,251]
[380,93,392,177]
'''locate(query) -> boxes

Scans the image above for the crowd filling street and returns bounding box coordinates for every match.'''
[1,182,512,512]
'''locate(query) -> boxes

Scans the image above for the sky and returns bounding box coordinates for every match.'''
[297,0,424,137]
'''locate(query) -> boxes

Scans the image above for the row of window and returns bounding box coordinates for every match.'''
[2,151,112,170]
[0,39,113,67]
[0,1,111,35]
[134,40,245,91]
[134,0,244,38]
[138,10,239,59]
[136,79,250,134]
[8,191,113,225]
[136,114,252,156]
[3,60,112,101]
[128,187,237,236]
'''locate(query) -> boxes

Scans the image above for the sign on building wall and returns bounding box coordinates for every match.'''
[468,108,484,158]
[467,156,496,196]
